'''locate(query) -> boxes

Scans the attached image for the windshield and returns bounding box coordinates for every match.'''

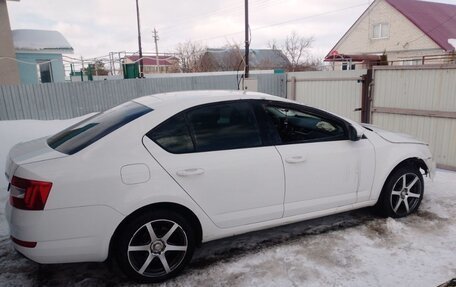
[47,101,152,155]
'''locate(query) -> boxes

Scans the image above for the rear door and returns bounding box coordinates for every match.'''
[142,100,285,228]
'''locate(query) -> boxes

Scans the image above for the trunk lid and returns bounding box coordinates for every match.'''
[5,137,66,181]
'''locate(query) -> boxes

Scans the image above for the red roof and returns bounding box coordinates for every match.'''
[126,55,178,66]
[385,0,456,51]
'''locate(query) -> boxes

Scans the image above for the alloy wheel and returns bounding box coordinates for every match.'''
[127,219,188,277]
[390,173,422,216]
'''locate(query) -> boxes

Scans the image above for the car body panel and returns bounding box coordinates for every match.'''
[143,136,285,228]
[4,90,435,265]
[362,124,427,145]
[277,138,375,216]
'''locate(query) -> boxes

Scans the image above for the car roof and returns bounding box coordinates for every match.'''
[133,90,291,111]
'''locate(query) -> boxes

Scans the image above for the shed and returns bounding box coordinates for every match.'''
[13,29,73,84]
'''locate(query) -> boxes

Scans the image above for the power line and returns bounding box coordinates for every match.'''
[195,2,369,42]
[0,57,63,65]
[158,0,245,32]
[157,0,283,34]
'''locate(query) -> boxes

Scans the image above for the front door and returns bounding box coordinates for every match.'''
[258,102,375,217]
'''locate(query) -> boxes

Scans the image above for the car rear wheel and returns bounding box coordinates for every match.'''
[114,210,195,283]
[377,165,424,218]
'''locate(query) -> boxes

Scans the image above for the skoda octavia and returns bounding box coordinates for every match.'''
[5,90,435,282]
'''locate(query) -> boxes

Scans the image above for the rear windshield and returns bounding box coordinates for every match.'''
[47,101,152,155]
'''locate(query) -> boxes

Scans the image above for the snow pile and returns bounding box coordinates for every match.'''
[0,115,92,189]
[0,117,455,286]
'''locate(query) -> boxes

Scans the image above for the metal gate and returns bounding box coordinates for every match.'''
[287,70,368,122]
[371,65,456,170]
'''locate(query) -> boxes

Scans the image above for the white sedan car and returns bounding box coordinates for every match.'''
[5,90,435,282]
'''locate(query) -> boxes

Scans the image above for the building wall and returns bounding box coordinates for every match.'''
[0,0,20,85]
[334,0,444,63]
[16,53,65,84]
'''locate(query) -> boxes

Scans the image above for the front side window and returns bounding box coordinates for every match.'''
[372,23,389,39]
[263,105,347,144]
[48,101,152,155]
[187,102,262,152]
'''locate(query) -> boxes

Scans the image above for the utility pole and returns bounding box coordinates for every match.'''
[118,51,122,76]
[135,0,144,78]
[244,0,249,79]
[153,28,160,73]
[81,56,85,82]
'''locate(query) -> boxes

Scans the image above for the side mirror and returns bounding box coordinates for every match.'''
[349,125,364,141]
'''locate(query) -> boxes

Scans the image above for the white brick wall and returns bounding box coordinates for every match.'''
[333,0,445,64]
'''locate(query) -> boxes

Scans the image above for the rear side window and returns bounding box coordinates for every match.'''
[147,101,262,153]
[146,114,194,154]
[48,101,152,155]
[187,102,262,152]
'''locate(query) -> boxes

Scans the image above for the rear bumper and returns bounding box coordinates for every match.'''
[5,201,124,264]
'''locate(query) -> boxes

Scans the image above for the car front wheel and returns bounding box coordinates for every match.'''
[114,210,195,283]
[377,165,424,218]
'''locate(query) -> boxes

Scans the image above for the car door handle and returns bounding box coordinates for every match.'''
[176,168,205,177]
[285,156,306,164]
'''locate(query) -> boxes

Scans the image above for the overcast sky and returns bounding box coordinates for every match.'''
[7,0,456,61]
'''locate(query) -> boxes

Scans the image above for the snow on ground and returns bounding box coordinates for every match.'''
[0,117,455,286]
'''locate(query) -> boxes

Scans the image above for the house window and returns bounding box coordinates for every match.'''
[342,63,356,70]
[372,23,389,39]
[36,60,53,83]
[402,59,421,66]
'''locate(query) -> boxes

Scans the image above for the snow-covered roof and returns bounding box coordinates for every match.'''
[12,29,74,54]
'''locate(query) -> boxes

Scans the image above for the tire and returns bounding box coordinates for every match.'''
[376,165,424,218]
[114,209,195,283]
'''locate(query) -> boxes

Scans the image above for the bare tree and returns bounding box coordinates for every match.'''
[93,59,109,75]
[221,43,244,71]
[294,55,323,71]
[267,39,278,50]
[175,41,206,73]
[283,31,314,72]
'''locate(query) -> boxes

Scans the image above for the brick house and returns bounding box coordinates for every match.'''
[325,0,456,69]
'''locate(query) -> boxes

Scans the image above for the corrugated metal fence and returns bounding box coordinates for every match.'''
[287,70,367,122]
[2,66,455,169]
[0,73,286,120]
[371,65,456,170]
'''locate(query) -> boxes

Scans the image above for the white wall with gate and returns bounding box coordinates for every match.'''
[371,65,456,170]
[287,70,367,122]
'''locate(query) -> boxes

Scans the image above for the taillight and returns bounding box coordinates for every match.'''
[11,236,37,248]
[9,176,52,210]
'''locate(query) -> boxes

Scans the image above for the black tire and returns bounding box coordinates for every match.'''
[376,165,424,218]
[114,209,195,283]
